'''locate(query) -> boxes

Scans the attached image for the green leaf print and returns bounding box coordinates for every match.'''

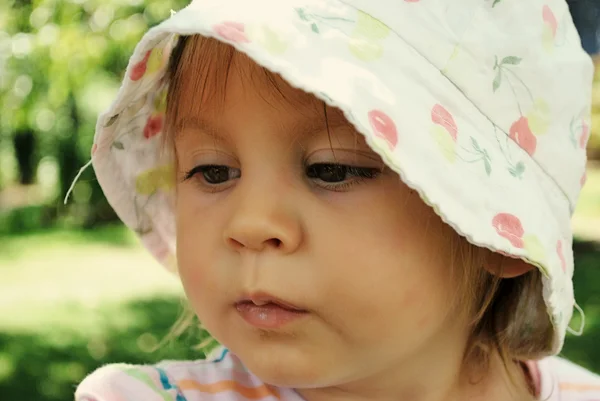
[554,311,564,326]
[296,8,308,21]
[484,158,492,176]
[465,137,492,176]
[492,0,503,7]
[501,56,522,65]
[569,116,579,147]
[508,161,525,178]
[105,114,119,127]
[493,69,502,92]
[112,141,124,150]
[295,9,320,34]
[514,161,525,176]
[134,226,153,235]
[318,91,334,103]
[492,55,532,116]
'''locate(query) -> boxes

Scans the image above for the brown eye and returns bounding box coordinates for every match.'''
[307,164,347,182]
[203,166,230,184]
[184,165,241,184]
[306,163,378,183]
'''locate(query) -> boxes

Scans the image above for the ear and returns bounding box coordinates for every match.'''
[484,250,535,278]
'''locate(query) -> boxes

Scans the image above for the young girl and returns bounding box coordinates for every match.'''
[75,0,600,400]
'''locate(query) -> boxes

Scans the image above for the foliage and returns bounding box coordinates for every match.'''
[0,297,211,401]
[0,0,188,224]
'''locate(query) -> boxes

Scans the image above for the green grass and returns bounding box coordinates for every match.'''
[0,225,210,401]
[561,240,600,371]
[590,59,600,153]
[0,225,182,331]
[0,296,211,401]
[572,164,600,240]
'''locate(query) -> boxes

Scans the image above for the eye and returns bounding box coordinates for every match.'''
[184,165,241,185]
[306,163,380,187]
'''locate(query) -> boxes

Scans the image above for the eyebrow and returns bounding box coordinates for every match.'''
[175,116,228,143]
[174,110,355,143]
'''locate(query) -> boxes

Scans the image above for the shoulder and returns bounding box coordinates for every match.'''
[75,348,288,401]
[537,356,600,400]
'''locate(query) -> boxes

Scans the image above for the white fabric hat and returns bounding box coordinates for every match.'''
[88,0,594,354]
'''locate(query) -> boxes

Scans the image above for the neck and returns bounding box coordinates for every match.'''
[295,338,529,401]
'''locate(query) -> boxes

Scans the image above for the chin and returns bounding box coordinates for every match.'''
[234,344,337,388]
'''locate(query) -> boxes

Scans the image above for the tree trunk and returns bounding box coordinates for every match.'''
[58,93,82,199]
[13,128,37,185]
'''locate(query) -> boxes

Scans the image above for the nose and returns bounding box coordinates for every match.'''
[223,178,303,254]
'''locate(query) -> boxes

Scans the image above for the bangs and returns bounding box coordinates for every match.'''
[165,35,317,142]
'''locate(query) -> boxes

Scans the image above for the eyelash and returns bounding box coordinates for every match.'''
[183,165,240,193]
[183,163,381,192]
[306,163,380,192]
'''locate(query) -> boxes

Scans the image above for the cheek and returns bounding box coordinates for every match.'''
[311,183,456,334]
[175,188,226,313]
[175,184,224,260]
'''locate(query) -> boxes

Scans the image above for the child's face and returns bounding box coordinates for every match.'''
[173,52,470,389]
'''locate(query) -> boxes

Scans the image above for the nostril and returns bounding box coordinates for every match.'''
[227,238,245,249]
[266,238,282,248]
[226,237,283,250]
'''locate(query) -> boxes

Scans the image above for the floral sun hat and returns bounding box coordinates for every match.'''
[85,0,594,355]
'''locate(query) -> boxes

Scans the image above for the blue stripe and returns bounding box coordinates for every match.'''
[157,368,171,389]
[156,367,188,401]
[214,348,229,363]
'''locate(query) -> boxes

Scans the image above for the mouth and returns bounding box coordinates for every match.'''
[235,292,307,312]
[234,292,309,329]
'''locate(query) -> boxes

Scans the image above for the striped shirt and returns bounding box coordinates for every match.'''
[75,348,600,401]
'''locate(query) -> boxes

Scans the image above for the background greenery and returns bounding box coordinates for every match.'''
[0,1,599,401]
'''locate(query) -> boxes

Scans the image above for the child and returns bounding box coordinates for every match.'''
[74,0,600,400]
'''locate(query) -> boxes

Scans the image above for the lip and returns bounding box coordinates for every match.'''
[236,291,307,312]
[234,292,309,329]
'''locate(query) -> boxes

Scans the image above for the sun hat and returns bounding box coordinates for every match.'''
[85,0,594,355]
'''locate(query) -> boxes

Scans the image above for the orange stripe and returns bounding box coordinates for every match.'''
[559,382,600,392]
[178,379,281,400]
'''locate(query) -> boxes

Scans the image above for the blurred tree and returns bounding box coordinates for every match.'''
[1,0,187,226]
[13,128,36,184]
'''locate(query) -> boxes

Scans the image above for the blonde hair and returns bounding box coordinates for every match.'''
[163,34,554,399]
[451,232,554,399]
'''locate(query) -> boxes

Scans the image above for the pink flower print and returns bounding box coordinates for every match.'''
[579,121,590,149]
[542,5,558,38]
[431,104,458,141]
[368,110,398,150]
[509,116,537,156]
[556,240,567,273]
[404,0,420,2]
[143,114,164,139]
[91,143,98,156]
[492,213,525,248]
[581,171,587,187]
[213,22,250,43]
[130,51,151,81]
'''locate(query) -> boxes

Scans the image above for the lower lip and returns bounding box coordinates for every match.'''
[235,303,308,329]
